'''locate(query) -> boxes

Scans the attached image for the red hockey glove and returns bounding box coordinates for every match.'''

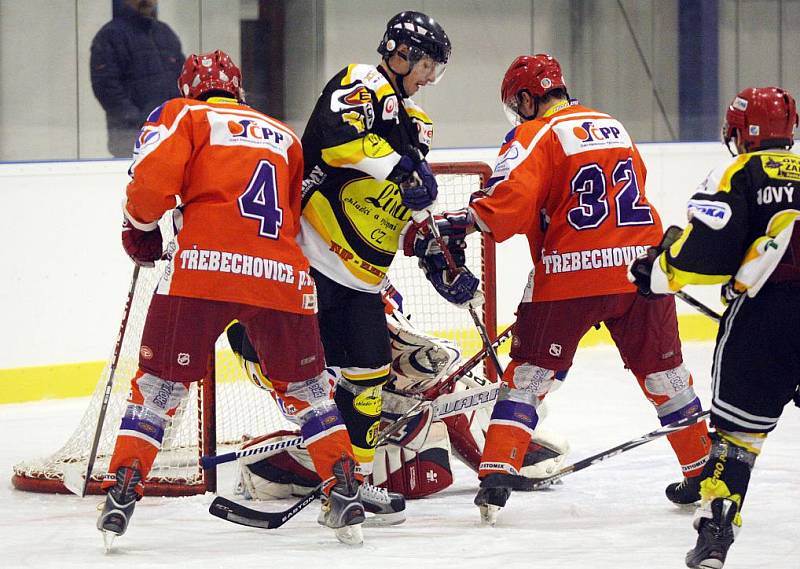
[121,216,163,267]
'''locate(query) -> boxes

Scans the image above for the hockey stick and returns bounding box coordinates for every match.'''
[64,265,141,497]
[416,208,506,378]
[208,402,421,530]
[500,409,711,492]
[200,381,501,469]
[675,291,722,322]
[209,483,323,529]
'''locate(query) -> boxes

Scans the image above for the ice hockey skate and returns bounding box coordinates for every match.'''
[96,466,142,551]
[318,458,365,546]
[360,481,405,526]
[666,475,702,506]
[474,474,513,526]
[685,498,739,569]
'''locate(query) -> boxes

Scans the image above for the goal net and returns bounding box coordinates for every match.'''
[12,162,496,496]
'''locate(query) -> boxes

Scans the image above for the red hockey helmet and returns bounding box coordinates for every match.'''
[178,50,242,100]
[501,54,567,125]
[722,87,797,153]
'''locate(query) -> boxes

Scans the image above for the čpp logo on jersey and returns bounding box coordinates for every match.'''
[553,117,632,155]
[572,121,622,143]
[208,111,292,161]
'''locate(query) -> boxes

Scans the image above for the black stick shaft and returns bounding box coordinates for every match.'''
[79,265,140,497]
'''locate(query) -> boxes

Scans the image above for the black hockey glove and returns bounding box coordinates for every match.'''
[627,225,683,296]
[421,263,481,307]
[388,154,438,211]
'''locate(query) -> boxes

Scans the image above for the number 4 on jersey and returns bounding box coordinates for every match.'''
[239,160,284,239]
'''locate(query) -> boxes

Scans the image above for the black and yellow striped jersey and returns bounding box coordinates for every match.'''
[299,63,433,292]
[660,149,800,292]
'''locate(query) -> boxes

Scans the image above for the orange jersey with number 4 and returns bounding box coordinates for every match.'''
[125,97,315,314]
[471,103,663,301]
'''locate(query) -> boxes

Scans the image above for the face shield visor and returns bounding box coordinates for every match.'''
[406,46,447,85]
[503,99,524,127]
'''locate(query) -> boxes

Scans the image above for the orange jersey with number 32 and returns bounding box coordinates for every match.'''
[125,97,315,314]
[471,103,664,301]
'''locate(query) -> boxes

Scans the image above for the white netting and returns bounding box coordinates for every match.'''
[12,162,494,495]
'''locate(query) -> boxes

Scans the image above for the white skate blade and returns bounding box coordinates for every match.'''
[362,511,406,527]
[479,504,501,527]
[101,530,115,553]
[62,462,87,496]
[334,523,364,546]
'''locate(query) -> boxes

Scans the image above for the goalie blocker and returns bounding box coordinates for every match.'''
[230,303,569,501]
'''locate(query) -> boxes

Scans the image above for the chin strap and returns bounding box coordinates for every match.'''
[384,55,411,99]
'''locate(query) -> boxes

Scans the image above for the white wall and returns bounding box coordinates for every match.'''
[0,142,731,369]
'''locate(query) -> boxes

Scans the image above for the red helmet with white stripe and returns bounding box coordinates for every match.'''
[178,50,242,100]
[722,87,797,153]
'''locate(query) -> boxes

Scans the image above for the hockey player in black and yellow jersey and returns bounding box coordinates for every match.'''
[629,86,800,569]
[298,11,471,523]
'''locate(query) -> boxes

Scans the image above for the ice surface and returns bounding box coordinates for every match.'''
[2,343,798,568]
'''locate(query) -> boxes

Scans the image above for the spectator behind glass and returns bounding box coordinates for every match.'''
[90,0,184,158]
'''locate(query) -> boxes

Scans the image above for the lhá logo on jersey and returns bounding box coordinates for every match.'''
[226,119,286,144]
[572,121,622,143]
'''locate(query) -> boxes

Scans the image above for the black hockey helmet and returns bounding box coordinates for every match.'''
[378,11,451,66]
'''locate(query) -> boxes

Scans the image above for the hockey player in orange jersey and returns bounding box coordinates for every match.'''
[405,54,711,525]
[98,50,365,547]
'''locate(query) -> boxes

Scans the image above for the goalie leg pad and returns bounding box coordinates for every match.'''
[520,428,571,480]
[380,389,434,450]
[103,371,190,492]
[371,422,454,499]
[637,364,711,477]
[238,432,321,500]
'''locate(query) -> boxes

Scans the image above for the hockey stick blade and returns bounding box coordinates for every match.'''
[209,485,322,530]
[513,410,711,491]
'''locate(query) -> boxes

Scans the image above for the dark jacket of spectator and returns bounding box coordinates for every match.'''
[90,3,184,157]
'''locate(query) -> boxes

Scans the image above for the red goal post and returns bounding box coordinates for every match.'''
[12,161,496,497]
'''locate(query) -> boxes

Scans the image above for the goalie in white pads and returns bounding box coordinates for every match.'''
[229,287,569,514]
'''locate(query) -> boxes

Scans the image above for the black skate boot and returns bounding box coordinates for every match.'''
[667,475,702,506]
[96,466,142,551]
[474,474,514,526]
[359,482,406,527]
[319,457,366,546]
[685,498,739,569]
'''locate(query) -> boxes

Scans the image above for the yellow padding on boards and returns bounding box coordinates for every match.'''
[0,361,105,404]
[0,314,718,405]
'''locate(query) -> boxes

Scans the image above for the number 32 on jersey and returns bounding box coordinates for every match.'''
[567,158,653,230]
